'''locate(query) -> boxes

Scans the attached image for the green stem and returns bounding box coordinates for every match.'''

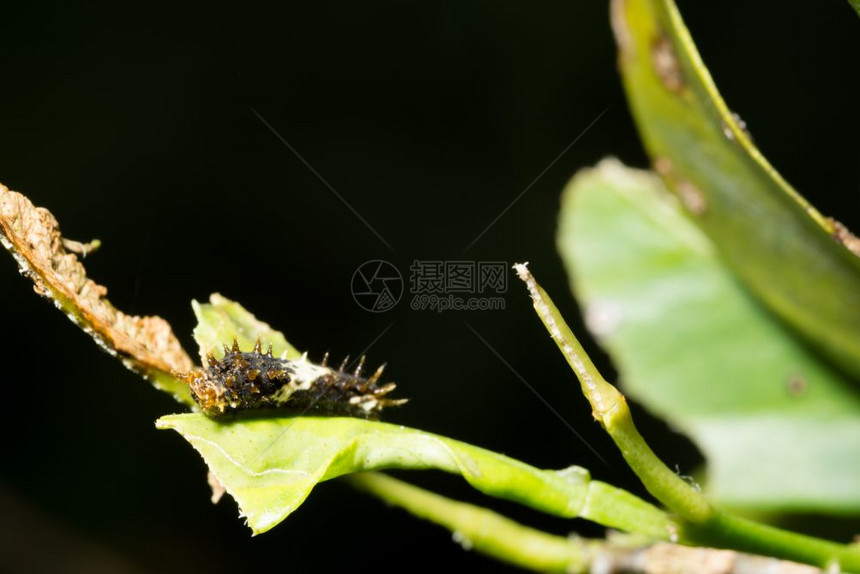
[514,263,711,524]
[334,425,676,537]
[348,472,595,573]
[351,473,831,574]
[687,514,860,572]
[515,263,860,571]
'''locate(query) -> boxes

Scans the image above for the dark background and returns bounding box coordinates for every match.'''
[0,1,858,572]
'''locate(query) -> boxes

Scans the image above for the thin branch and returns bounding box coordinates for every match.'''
[350,472,823,574]
[514,263,860,571]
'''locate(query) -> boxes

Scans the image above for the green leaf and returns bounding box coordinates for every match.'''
[164,292,672,537]
[157,413,671,536]
[611,0,860,379]
[558,159,860,513]
[849,0,860,18]
[191,293,301,362]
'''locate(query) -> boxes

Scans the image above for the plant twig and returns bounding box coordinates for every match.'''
[349,472,594,572]
[350,472,824,574]
[514,263,860,571]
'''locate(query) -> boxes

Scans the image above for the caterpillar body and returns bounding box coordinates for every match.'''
[184,339,406,418]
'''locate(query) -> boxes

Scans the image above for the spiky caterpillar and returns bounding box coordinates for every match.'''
[184,339,406,418]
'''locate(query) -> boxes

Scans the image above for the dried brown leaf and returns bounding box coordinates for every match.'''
[636,543,821,574]
[0,183,195,405]
[831,218,860,259]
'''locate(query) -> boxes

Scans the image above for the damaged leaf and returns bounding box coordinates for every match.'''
[0,184,194,405]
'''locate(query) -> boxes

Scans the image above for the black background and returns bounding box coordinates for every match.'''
[0,1,858,572]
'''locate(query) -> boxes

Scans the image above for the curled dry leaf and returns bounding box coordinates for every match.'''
[0,183,195,405]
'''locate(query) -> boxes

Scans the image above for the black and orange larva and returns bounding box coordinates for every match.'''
[183,339,406,418]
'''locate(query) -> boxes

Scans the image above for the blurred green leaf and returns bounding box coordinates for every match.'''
[611,0,860,379]
[559,159,860,513]
[849,0,860,18]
